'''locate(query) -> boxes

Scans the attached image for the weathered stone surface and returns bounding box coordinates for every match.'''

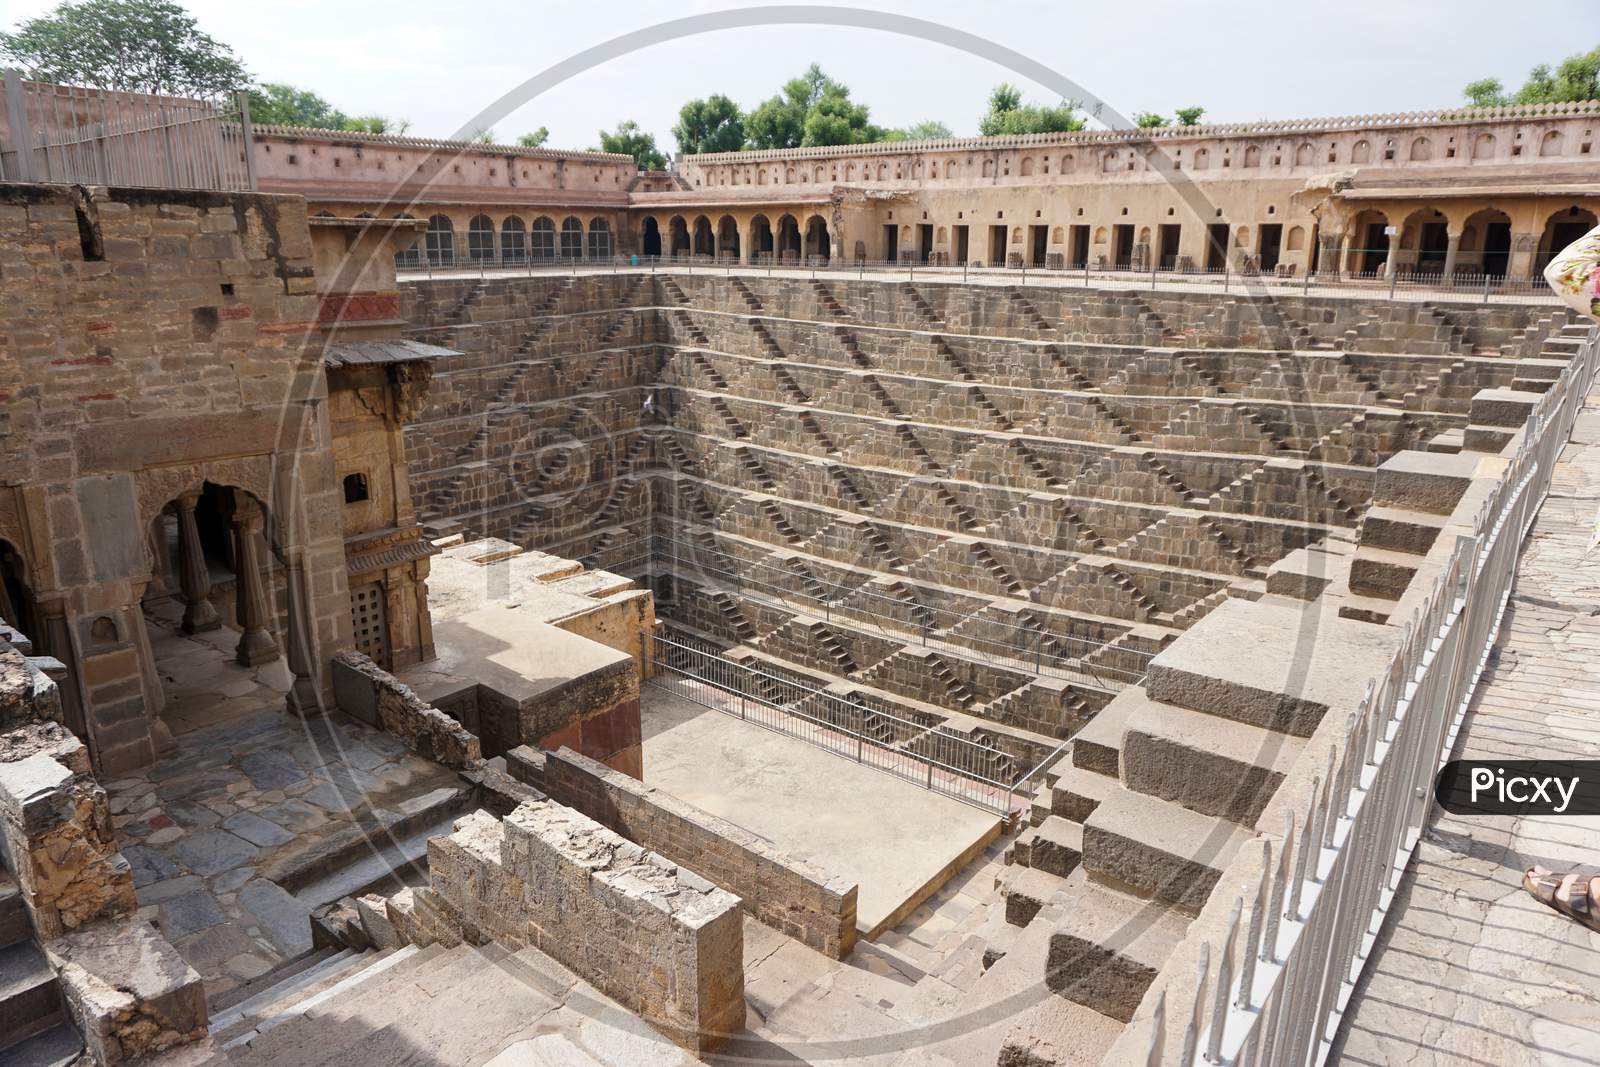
[172,830,258,878]
[46,918,207,1065]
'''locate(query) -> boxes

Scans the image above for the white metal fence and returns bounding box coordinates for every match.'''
[0,70,255,191]
[1142,322,1600,1067]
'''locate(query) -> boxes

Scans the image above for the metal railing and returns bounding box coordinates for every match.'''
[1,70,255,191]
[397,246,1561,306]
[1141,323,1600,1067]
[583,531,1151,690]
[647,627,1070,817]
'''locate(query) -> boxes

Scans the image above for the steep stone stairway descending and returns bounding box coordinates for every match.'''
[0,871,80,1066]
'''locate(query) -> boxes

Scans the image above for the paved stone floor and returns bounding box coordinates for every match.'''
[640,683,1003,937]
[1330,385,1600,1065]
[112,624,461,998]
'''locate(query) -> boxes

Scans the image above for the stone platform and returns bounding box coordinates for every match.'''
[638,684,1002,939]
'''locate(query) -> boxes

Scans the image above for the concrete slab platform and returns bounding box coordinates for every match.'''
[639,686,1001,940]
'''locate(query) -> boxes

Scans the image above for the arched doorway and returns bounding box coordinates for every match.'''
[559,217,583,260]
[804,215,831,263]
[425,214,454,267]
[668,216,690,258]
[1346,209,1390,276]
[641,217,662,258]
[1397,207,1449,277]
[466,214,496,263]
[500,216,527,263]
[1537,205,1599,275]
[716,215,739,261]
[0,540,38,650]
[1460,208,1512,278]
[692,216,714,257]
[142,484,287,734]
[750,215,774,262]
[776,214,802,262]
[587,218,613,259]
[531,217,556,260]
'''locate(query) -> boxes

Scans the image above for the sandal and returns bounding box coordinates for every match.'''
[1523,866,1600,932]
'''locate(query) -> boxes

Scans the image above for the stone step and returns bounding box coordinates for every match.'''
[1044,880,1192,1023]
[0,941,62,1053]
[0,872,27,949]
[210,946,391,1044]
[1025,816,1084,878]
[1120,695,1305,825]
[0,1022,81,1067]
[1359,505,1447,555]
[1070,690,1139,776]
[219,945,427,1054]
[998,865,1078,928]
[1348,544,1422,600]
[1050,764,1118,824]
[1081,784,1252,914]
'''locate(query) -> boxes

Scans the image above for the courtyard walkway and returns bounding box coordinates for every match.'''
[1329,378,1600,1065]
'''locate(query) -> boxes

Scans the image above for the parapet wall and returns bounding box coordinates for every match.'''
[422,803,746,1054]
[542,746,858,958]
[330,651,482,769]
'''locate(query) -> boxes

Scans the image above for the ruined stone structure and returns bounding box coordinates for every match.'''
[252,101,1600,283]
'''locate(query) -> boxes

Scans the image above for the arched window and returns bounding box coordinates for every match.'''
[1352,139,1371,163]
[1192,147,1209,170]
[1541,130,1565,157]
[531,217,556,260]
[1294,143,1313,166]
[946,158,958,178]
[466,214,495,262]
[1473,132,1496,159]
[500,217,526,263]
[1020,156,1035,176]
[393,213,421,269]
[1243,145,1261,168]
[1409,137,1432,161]
[425,214,454,267]
[586,218,613,259]
[559,217,583,259]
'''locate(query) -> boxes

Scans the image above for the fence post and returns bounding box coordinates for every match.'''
[234,89,258,191]
[3,69,37,182]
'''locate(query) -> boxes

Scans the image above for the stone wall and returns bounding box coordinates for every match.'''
[421,804,746,1054]
[542,746,858,958]
[330,651,481,769]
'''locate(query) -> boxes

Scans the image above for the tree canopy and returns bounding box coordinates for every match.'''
[743,64,886,149]
[1174,106,1206,126]
[1464,45,1600,106]
[883,119,953,142]
[978,82,1084,136]
[517,128,550,148]
[597,120,666,170]
[672,94,745,155]
[0,0,247,97]
[245,83,408,134]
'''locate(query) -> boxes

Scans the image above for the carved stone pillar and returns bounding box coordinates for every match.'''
[174,492,220,634]
[1508,231,1538,281]
[1318,233,1343,278]
[1442,230,1462,280]
[282,552,323,716]
[227,498,280,667]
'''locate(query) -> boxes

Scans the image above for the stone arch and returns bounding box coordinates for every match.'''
[1192,147,1209,170]
[1473,132,1496,159]
[425,214,454,266]
[1541,129,1565,157]
[803,214,830,263]
[586,218,612,259]
[946,159,958,178]
[1286,225,1306,251]
[776,214,802,261]
[1537,204,1600,272]
[667,216,690,257]
[500,216,527,262]
[716,215,739,260]
[877,163,888,180]
[1460,207,1512,276]
[814,165,825,182]
[0,539,38,651]
[1243,145,1261,168]
[466,214,496,262]
[1294,142,1314,166]
[1352,139,1371,164]
[641,217,662,258]
[1409,137,1433,161]
[1346,208,1391,275]
[559,216,583,259]
[1234,225,1250,247]
[1093,226,1108,244]
[1020,156,1035,176]
[531,216,557,259]
[1051,226,1064,243]
[691,215,714,257]
[936,226,948,243]
[750,215,774,261]
[982,159,994,177]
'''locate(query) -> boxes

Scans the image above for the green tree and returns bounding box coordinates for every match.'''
[516,127,549,147]
[1133,112,1169,128]
[673,94,745,155]
[0,0,247,97]
[597,120,666,170]
[978,82,1083,136]
[344,115,409,135]
[884,119,953,141]
[1174,106,1205,126]
[247,83,345,127]
[1463,78,1510,108]
[1466,46,1600,106]
[744,64,856,149]
[466,127,496,144]
[801,88,882,147]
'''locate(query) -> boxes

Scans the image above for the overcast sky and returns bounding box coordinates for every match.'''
[0,0,1588,151]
